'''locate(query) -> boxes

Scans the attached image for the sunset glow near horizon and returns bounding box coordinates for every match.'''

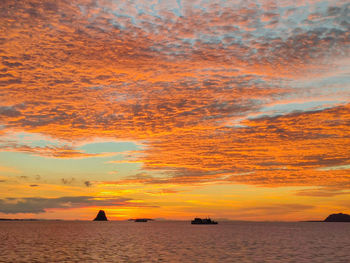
[0,0,349,221]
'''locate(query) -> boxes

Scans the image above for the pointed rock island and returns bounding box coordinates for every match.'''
[324,213,350,222]
[93,210,108,221]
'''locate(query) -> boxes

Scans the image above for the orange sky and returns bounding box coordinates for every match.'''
[0,0,349,221]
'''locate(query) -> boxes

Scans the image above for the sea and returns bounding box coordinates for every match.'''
[1,221,350,262]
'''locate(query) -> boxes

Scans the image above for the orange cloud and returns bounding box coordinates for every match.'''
[1,0,349,195]
[0,143,116,159]
[131,104,350,188]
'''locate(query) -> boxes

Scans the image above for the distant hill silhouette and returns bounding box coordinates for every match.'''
[128,218,154,222]
[93,210,108,221]
[324,213,350,222]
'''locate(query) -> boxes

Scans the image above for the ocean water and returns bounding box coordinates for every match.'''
[1,221,350,263]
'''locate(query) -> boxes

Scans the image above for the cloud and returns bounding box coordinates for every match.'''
[0,196,155,214]
[101,170,225,186]
[132,105,350,188]
[84,181,92,187]
[232,203,315,217]
[145,189,179,196]
[2,0,348,139]
[0,142,117,159]
[295,188,350,197]
[0,106,21,118]
[0,0,349,191]
[61,178,75,185]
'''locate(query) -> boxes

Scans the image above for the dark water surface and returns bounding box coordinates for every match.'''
[1,221,350,262]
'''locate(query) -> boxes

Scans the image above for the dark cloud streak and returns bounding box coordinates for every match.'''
[0,196,155,214]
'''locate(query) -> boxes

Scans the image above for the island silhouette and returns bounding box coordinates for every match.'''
[304,212,350,222]
[93,210,108,221]
[324,213,350,222]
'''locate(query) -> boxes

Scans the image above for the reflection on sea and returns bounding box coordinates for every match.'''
[1,221,350,262]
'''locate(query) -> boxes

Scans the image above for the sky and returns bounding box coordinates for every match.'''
[0,0,349,221]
